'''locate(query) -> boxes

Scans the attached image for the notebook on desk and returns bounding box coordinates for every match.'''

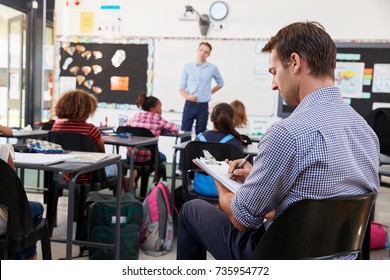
[193,157,243,193]
[64,151,109,164]
[14,153,78,165]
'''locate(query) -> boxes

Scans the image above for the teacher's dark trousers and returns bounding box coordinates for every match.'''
[178,101,209,170]
[181,101,209,136]
[176,199,264,260]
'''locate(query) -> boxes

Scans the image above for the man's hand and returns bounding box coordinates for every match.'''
[187,94,198,102]
[227,158,252,182]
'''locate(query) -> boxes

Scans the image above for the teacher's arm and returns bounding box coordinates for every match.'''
[180,88,198,102]
[215,181,250,231]
[211,67,224,94]
[211,85,223,94]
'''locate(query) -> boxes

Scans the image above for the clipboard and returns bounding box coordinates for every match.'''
[193,157,243,194]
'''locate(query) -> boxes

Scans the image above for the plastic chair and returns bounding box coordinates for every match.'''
[116,126,164,198]
[240,134,252,146]
[46,131,113,239]
[365,108,390,156]
[251,192,376,260]
[181,141,243,204]
[0,159,52,260]
[365,108,390,187]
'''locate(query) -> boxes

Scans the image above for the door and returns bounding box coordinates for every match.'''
[7,14,26,128]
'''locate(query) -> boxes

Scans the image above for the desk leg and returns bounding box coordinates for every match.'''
[129,148,135,192]
[170,149,178,212]
[153,146,159,182]
[65,161,123,260]
[114,161,122,260]
[66,176,78,259]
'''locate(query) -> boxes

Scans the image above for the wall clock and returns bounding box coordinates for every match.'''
[209,1,228,21]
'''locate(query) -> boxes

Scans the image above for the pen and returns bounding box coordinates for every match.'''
[229,154,252,178]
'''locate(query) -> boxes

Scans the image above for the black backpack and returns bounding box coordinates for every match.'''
[86,192,143,260]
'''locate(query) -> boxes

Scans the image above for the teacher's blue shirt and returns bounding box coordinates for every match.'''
[179,61,224,103]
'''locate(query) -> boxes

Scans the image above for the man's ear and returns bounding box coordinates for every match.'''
[290,53,301,73]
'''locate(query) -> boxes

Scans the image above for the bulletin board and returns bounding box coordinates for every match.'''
[335,42,390,118]
[59,42,149,106]
[277,42,390,118]
[152,38,276,117]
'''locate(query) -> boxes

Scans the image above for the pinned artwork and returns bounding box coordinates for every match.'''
[111,49,126,68]
[93,51,103,60]
[62,57,73,70]
[81,66,92,75]
[92,65,103,74]
[81,50,92,60]
[76,75,86,85]
[76,45,86,53]
[63,45,76,56]
[110,76,129,91]
[92,86,102,94]
[69,66,80,75]
[83,79,94,89]
[60,42,149,105]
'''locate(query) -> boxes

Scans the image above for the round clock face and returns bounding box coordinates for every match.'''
[209,1,228,21]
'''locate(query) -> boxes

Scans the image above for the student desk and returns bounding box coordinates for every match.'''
[103,136,159,190]
[249,135,262,143]
[14,153,122,260]
[161,131,192,144]
[97,126,115,132]
[170,141,259,210]
[380,153,390,164]
[0,130,49,140]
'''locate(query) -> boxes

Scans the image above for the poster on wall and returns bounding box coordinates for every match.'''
[372,63,390,93]
[334,61,364,98]
[59,42,148,108]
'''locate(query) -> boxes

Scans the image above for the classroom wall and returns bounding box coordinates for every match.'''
[54,0,390,162]
[56,0,390,39]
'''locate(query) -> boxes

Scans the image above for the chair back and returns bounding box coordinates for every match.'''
[48,131,107,184]
[48,131,100,152]
[365,108,390,155]
[0,159,46,259]
[117,126,155,138]
[182,141,243,202]
[40,121,54,131]
[116,126,158,164]
[252,192,376,260]
[240,134,252,146]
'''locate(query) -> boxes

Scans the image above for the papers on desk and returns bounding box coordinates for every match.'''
[14,153,78,165]
[14,152,109,165]
[193,158,243,193]
[64,151,109,164]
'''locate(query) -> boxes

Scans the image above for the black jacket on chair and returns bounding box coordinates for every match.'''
[0,159,51,260]
[365,107,390,155]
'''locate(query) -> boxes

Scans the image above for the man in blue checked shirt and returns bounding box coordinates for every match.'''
[176,42,224,176]
[177,22,380,260]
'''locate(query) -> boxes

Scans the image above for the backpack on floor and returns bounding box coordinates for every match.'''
[141,182,173,256]
[86,191,143,260]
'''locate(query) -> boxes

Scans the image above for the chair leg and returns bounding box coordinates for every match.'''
[46,177,61,236]
[75,185,89,241]
[140,167,150,198]
[160,166,167,181]
[40,225,52,260]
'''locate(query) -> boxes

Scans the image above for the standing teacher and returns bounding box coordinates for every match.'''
[177,42,224,176]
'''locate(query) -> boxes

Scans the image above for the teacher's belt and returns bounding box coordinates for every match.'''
[185,100,208,105]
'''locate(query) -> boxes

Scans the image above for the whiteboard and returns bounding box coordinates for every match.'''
[152,39,276,117]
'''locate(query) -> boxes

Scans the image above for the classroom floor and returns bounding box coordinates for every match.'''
[24,164,390,260]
